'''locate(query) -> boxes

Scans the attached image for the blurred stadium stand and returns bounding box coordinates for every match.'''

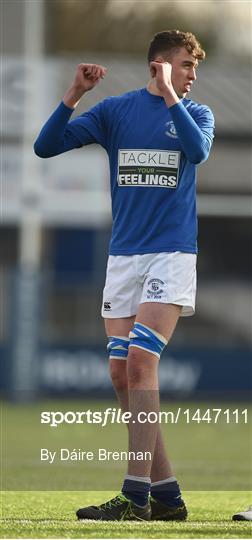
[1,1,251,399]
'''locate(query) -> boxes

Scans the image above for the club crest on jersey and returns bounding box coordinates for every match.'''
[165,121,178,138]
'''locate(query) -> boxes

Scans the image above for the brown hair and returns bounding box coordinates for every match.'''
[147,30,206,63]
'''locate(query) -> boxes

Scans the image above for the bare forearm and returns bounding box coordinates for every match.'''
[63,85,87,109]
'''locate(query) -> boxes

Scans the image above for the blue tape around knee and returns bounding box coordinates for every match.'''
[129,323,167,358]
[107,336,130,359]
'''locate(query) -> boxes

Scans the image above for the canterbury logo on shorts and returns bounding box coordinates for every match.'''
[117,149,180,188]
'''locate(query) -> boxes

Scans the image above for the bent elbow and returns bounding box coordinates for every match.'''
[190,151,208,164]
[189,145,210,165]
[34,141,47,158]
[33,140,54,158]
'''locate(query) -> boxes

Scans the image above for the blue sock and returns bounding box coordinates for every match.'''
[122,475,151,507]
[151,477,182,507]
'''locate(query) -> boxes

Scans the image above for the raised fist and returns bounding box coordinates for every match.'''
[73,63,107,92]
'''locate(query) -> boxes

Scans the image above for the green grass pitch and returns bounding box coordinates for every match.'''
[1,490,251,538]
[1,399,251,537]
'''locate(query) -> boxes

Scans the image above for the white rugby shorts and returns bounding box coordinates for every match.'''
[101,251,197,318]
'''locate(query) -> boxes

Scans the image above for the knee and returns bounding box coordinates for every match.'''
[127,347,157,388]
[109,360,128,392]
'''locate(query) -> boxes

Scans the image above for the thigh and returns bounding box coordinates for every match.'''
[104,316,135,338]
[136,302,181,341]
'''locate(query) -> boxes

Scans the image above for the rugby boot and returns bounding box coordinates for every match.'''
[150,496,188,520]
[76,493,151,521]
[232,506,252,521]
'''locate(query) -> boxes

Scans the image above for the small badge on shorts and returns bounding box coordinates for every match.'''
[103,301,111,311]
[147,278,164,299]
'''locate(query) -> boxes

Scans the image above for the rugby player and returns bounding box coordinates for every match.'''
[34,30,215,521]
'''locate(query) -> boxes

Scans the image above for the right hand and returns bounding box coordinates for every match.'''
[63,63,107,108]
[72,63,107,93]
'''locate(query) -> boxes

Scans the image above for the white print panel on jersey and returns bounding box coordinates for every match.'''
[117,149,181,189]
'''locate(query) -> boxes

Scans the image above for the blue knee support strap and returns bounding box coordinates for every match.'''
[107,336,130,360]
[129,323,167,358]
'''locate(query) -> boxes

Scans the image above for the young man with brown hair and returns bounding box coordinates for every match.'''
[34,30,214,521]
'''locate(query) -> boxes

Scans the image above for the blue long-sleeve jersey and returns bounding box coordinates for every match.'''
[34,88,214,255]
